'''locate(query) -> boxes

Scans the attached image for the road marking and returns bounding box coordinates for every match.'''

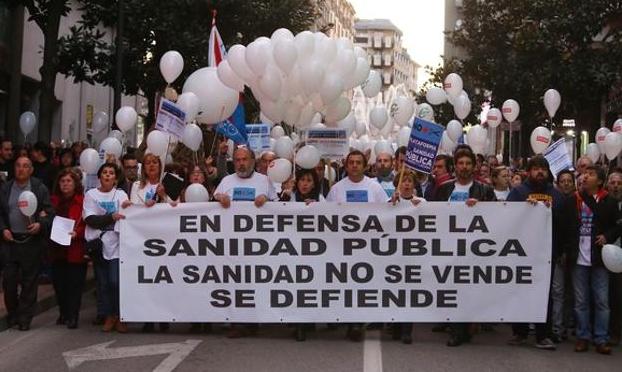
[363,330,383,372]
[62,339,202,371]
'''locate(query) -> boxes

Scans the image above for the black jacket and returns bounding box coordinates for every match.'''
[433,179,496,202]
[563,190,621,267]
[0,177,55,236]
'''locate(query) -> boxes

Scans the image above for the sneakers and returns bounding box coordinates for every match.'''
[535,338,557,350]
[507,335,528,346]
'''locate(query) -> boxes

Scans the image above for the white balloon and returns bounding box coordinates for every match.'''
[466,125,487,154]
[273,38,298,75]
[604,132,622,160]
[398,127,411,147]
[337,112,356,136]
[258,64,282,101]
[416,103,435,122]
[454,94,471,120]
[182,67,239,125]
[349,57,371,89]
[325,96,351,123]
[440,131,457,154]
[283,101,302,127]
[486,108,503,128]
[108,129,123,142]
[296,145,321,169]
[182,123,202,151]
[502,99,520,122]
[596,127,611,154]
[176,92,200,123]
[19,111,37,136]
[296,103,315,129]
[586,143,600,164]
[267,158,292,183]
[227,45,256,83]
[370,106,389,129]
[294,31,315,60]
[79,148,100,174]
[355,119,367,137]
[18,191,37,217]
[217,60,245,92]
[602,244,622,273]
[446,120,463,142]
[529,126,552,154]
[92,111,109,133]
[159,51,184,83]
[544,89,561,118]
[390,96,415,126]
[274,136,294,159]
[426,86,447,105]
[261,97,286,123]
[374,140,393,157]
[324,164,336,182]
[271,28,294,42]
[246,37,272,76]
[260,112,274,127]
[353,46,367,59]
[147,130,169,156]
[99,137,122,159]
[320,73,344,104]
[315,35,337,64]
[311,123,327,129]
[271,125,285,139]
[614,119,622,133]
[362,70,382,98]
[443,73,463,97]
[115,106,137,133]
[300,59,325,95]
[185,183,210,202]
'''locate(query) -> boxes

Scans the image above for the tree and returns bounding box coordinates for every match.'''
[430,0,622,156]
[57,0,318,131]
[4,0,73,142]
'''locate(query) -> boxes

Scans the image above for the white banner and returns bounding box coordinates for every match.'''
[120,202,551,323]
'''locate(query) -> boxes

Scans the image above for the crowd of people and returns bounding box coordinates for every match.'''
[0,135,621,356]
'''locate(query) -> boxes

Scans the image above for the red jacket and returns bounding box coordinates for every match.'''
[50,194,86,264]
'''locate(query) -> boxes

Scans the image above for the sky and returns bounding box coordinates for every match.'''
[348,0,445,88]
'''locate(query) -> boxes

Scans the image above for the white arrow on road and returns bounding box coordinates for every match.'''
[63,339,202,371]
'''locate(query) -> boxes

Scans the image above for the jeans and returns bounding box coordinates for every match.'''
[573,264,609,345]
[94,258,119,317]
[551,262,565,336]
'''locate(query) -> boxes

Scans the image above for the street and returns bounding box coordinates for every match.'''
[0,291,620,372]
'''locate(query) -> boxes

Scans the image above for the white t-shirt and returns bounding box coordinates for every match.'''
[449,181,472,202]
[376,178,396,198]
[130,181,158,205]
[395,195,427,204]
[494,189,510,201]
[215,171,277,202]
[326,176,388,203]
[83,187,129,260]
[577,201,594,266]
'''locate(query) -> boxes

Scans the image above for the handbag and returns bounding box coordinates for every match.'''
[85,231,105,262]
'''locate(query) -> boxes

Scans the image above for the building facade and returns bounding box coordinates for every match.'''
[0,2,142,146]
[312,0,356,39]
[353,19,419,100]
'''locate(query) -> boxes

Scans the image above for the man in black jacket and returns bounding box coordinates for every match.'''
[506,155,565,350]
[565,165,621,354]
[433,146,495,347]
[0,156,54,330]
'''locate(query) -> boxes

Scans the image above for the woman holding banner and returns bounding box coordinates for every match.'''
[83,163,129,333]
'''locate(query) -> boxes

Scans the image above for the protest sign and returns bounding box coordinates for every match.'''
[120,202,551,323]
[155,99,186,139]
[304,129,348,160]
[246,124,271,153]
[405,118,444,174]
[544,138,573,178]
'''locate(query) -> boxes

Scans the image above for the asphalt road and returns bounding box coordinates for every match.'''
[0,291,620,372]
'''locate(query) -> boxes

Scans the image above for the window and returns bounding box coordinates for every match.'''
[373,54,382,66]
[384,54,392,66]
[384,36,392,48]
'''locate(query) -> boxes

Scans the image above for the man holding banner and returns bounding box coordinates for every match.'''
[434,145,496,347]
[326,149,387,341]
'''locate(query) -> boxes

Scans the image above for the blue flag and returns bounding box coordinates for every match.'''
[216,101,247,144]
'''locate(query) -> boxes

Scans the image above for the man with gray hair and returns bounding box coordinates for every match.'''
[375,151,395,197]
[214,146,277,209]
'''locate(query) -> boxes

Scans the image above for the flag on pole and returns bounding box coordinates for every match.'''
[208,10,247,144]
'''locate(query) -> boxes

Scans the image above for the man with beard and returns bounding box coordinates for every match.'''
[606,170,622,345]
[214,146,277,208]
[434,146,495,347]
[506,155,565,350]
[375,151,395,197]
[565,165,620,354]
[424,154,454,200]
